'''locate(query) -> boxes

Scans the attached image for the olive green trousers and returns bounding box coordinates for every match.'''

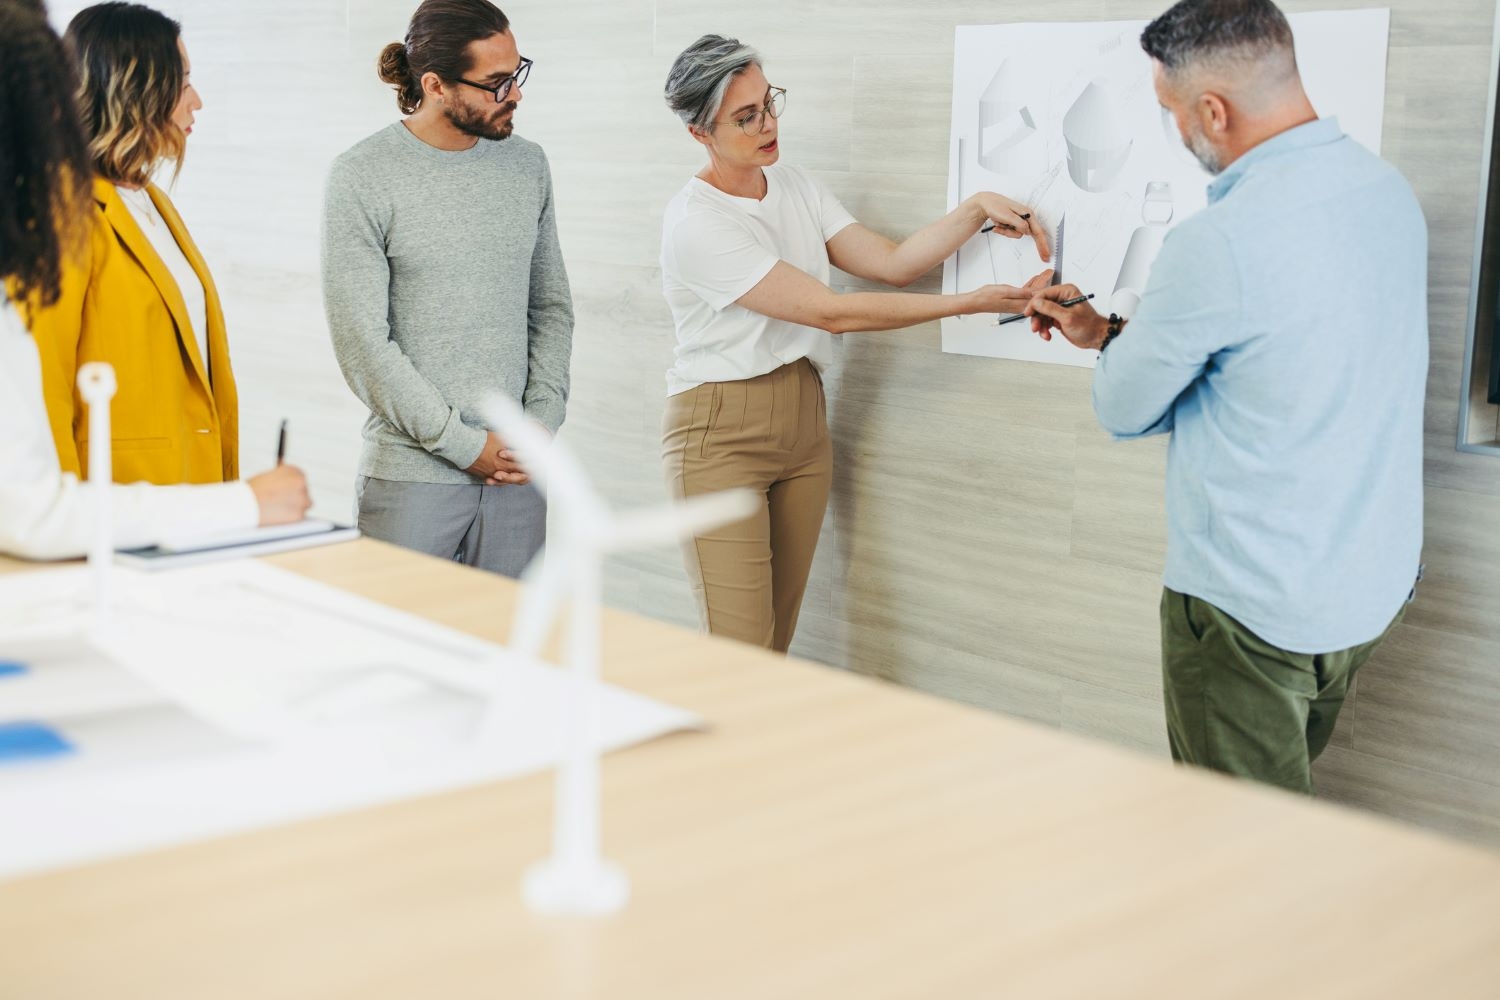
[1160,588,1405,794]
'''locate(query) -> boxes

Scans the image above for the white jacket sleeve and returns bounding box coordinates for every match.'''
[0,305,258,561]
[0,476,258,562]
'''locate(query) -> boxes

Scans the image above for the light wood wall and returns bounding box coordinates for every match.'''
[53,0,1500,846]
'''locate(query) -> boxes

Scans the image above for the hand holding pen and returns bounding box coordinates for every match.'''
[981,214,1029,236]
[1024,283,1112,350]
[971,192,1050,261]
[245,418,312,526]
[996,292,1091,326]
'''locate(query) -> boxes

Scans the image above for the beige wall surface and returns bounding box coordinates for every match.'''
[45,0,1500,844]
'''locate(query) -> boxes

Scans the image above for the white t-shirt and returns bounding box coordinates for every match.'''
[660,163,856,396]
[0,301,255,560]
[117,184,210,372]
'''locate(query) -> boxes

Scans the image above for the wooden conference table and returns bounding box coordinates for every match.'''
[0,539,1497,999]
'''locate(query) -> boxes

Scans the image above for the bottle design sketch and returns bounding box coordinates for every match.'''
[1110,182,1173,317]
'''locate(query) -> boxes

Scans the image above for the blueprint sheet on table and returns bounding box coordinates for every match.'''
[0,561,699,881]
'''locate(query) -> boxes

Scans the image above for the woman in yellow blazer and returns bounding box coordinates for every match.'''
[30,2,236,485]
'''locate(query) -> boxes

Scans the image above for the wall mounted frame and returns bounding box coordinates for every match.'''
[1458,0,1500,453]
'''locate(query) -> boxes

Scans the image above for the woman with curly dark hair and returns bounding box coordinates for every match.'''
[26,2,241,490]
[0,2,310,558]
[0,2,91,317]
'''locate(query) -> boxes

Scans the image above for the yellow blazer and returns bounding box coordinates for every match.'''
[30,177,238,484]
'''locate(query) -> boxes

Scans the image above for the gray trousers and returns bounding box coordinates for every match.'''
[354,476,546,579]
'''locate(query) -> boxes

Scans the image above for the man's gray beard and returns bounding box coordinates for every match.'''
[1184,124,1223,175]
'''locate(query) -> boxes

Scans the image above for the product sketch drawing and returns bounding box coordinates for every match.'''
[978,58,1044,176]
[1111,182,1172,317]
[1063,80,1134,192]
[941,11,1391,368]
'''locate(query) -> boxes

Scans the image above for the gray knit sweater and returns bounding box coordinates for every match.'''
[321,122,573,484]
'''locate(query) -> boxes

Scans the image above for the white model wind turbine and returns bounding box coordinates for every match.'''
[478,394,755,916]
[78,362,117,632]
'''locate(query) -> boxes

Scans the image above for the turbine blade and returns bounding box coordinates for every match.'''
[606,489,758,551]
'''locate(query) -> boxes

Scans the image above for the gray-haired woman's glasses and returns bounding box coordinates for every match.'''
[711,87,786,136]
[457,56,533,103]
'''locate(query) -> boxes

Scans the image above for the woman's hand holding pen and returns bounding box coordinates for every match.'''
[254,419,311,524]
[970,192,1051,262]
[248,464,312,526]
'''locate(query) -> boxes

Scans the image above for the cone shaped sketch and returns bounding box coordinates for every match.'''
[977,58,1042,175]
[1063,79,1133,192]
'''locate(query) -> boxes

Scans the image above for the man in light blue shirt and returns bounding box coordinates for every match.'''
[1027,0,1426,793]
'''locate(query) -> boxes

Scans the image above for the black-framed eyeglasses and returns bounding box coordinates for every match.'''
[457,56,533,102]
[709,87,786,136]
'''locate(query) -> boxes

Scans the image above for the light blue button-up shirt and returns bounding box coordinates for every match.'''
[1094,118,1427,653]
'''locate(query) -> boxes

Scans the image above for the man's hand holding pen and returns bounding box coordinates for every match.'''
[1026,283,1112,350]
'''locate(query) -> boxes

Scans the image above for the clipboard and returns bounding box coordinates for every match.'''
[115,519,360,570]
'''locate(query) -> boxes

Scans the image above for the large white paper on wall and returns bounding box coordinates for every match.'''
[941,9,1390,368]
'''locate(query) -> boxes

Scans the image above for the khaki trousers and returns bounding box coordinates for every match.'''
[662,359,833,652]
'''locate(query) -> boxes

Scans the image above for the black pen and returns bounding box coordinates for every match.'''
[980,211,1031,235]
[994,292,1094,326]
[276,419,288,465]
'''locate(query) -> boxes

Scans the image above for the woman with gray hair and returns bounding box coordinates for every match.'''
[660,34,1050,653]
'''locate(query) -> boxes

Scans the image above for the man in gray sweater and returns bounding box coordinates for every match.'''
[321,0,571,577]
